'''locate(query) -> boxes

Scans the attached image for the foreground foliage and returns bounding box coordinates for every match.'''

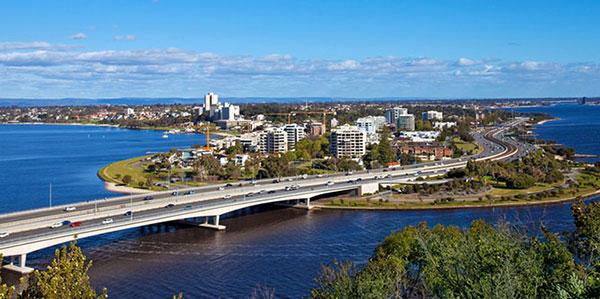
[312,199,600,299]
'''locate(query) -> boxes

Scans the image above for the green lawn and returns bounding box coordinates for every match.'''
[98,155,151,187]
[453,137,481,154]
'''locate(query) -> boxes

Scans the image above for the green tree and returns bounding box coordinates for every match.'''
[376,126,396,166]
[0,259,15,299]
[262,155,293,179]
[21,242,107,299]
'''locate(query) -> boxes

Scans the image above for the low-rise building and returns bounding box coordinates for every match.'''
[355,116,387,135]
[422,110,443,121]
[433,121,457,130]
[397,131,440,142]
[398,142,454,161]
[396,114,415,131]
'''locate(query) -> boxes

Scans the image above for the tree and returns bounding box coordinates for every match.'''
[262,155,293,179]
[0,259,15,299]
[121,175,132,185]
[21,242,107,299]
[376,126,396,166]
[506,174,536,189]
[225,142,243,156]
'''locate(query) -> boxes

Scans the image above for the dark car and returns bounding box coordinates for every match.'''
[69,221,81,228]
[144,196,154,201]
[165,203,175,208]
[62,220,71,226]
[267,190,276,194]
[225,183,233,187]
[124,211,132,216]
[171,192,178,196]
[183,205,192,210]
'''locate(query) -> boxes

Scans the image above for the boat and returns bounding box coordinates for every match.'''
[162,134,169,138]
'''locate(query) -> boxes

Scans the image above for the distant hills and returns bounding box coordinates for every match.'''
[0,97,591,107]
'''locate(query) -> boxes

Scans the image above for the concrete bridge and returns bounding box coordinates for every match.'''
[0,120,524,274]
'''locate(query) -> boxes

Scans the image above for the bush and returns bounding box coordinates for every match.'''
[506,174,536,189]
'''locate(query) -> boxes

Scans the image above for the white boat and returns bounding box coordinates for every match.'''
[162,134,169,138]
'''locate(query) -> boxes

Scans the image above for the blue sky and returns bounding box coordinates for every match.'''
[1,0,600,99]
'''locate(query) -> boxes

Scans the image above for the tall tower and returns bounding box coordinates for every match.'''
[204,92,218,109]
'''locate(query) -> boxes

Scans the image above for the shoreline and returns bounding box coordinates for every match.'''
[314,189,600,211]
[104,182,153,194]
[536,118,560,125]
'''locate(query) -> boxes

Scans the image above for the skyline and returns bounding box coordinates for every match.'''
[2,0,600,99]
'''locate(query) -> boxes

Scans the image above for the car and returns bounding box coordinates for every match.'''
[272,179,280,183]
[50,222,63,229]
[386,174,392,178]
[183,205,192,210]
[267,190,276,194]
[70,221,81,228]
[124,211,132,216]
[301,174,308,179]
[225,183,233,187]
[285,186,292,191]
[102,218,113,225]
[246,192,254,197]
[356,178,363,181]
[224,195,232,199]
[258,190,266,194]
[171,191,179,196]
[251,180,257,185]
[143,196,154,201]
[165,203,175,208]
[346,171,354,175]
[218,186,225,191]
[185,191,196,195]
[326,181,334,186]
[0,232,9,238]
[62,220,71,226]
[316,174,324,178]
[63,206,76,212]
[374,175,380,179]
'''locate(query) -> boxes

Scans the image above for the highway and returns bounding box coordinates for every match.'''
[0,119,526,266]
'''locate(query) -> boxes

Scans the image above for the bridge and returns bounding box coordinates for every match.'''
[0,119,525,274]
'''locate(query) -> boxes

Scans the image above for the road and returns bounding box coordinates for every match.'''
[0,119,526,261]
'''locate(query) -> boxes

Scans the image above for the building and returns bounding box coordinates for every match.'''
[307,121,325,136]
[384,107,408,124]
[258,127,288,154]
[355,116,387,136]
[396,114,415,131]
[283,123,306,150]
[330,124,366,159]
[330,118,339,128]
[204,92,218,109]
[203,92,240,121]
[398,142,454,161]
[397,131,440,142]
[422,110,443,121]
[238,132,260,152]
[125,108,135,116]
[433,121,457,130]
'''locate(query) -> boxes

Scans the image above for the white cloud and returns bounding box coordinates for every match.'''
[113,35,136,41]
[1,41,600,98]
[70,33,88,40]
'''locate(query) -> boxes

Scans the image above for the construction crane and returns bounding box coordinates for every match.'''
[195,124,213,151]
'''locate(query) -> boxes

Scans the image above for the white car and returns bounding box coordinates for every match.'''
[218,186,225,191]
[0,232,9,238]
[224,195,232,199]
[50,222,63,229]
[63,206,76,212]
[326,181,335,186]
[102,218,114,225]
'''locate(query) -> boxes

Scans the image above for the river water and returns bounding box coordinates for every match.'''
[0,103,598,298]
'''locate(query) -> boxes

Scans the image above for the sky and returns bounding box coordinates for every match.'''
[1,0,600,99]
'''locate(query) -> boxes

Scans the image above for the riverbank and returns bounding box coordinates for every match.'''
[315,189,600,211]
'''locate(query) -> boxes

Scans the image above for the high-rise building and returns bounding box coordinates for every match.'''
[384,107,408,124]
[355,116,387,135]
[397,114,415,131]
[307,122,325,136]
[283,124,306,150]
[330,124,366,159]
[422,110,443,121]
[202,92,240,121]
[204,92,218,110]
[258,127,288,154]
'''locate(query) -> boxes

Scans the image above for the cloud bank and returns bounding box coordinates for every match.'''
[0,41,599,98]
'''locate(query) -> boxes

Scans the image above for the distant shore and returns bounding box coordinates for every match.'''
[0,121,119,128]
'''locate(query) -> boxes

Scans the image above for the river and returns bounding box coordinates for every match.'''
[0,103,598,298]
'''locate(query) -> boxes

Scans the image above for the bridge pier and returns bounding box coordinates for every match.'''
[198,215,226,230]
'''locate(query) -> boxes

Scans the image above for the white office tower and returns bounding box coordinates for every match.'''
[204,92,219,109]
[384,107,409,124]
[422,110,443,121]
[259,127,288,154]
[283,124,306,150]
[221,103,240,121]
[355,116,387,135]
[330,124,366,159]
[397,114,415,131]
